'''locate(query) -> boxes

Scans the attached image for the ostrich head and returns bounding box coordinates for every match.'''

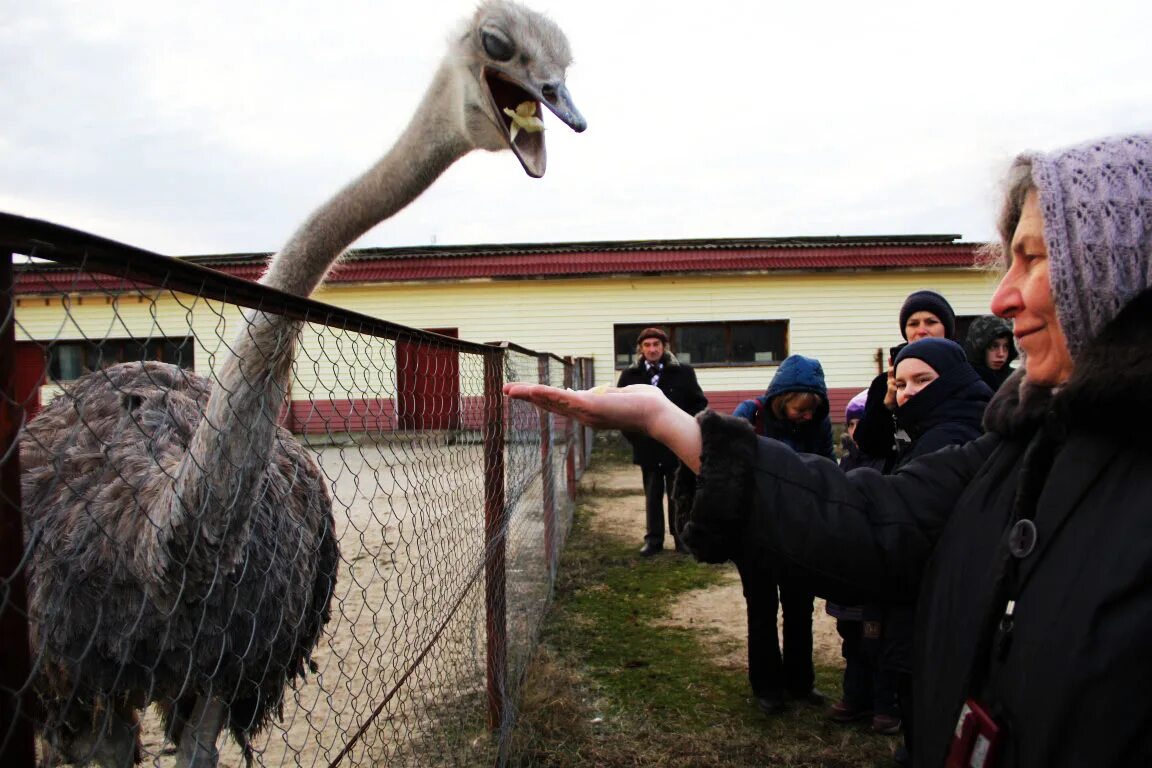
[452,0,586,178]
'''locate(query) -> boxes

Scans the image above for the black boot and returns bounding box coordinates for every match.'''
[754,690,787,715]
[639,541,663,557]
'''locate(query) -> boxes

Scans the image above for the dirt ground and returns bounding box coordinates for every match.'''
[577,461,844,676]
[127,438,503,767]
[40,443,841,768]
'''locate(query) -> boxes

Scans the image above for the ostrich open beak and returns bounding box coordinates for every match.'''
[483,66,586,178]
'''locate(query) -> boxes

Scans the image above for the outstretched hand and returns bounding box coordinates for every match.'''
[502,383,703,472]
[501,383,666,431]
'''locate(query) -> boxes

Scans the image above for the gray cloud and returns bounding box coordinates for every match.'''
[3,0,1151,255]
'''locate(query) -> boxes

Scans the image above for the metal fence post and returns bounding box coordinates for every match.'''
[573,358,588,477]
[562,359,576,503]
[482,349,507,731]
[582,358,595,468]
[537,355,556,573]
[0,252,35,768]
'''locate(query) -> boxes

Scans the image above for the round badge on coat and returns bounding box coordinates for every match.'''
[1009,519,1037,559]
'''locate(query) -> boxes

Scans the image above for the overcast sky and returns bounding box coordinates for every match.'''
[3,0,1151,257]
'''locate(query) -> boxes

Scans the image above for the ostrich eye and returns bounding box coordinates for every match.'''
[482,30,514,62]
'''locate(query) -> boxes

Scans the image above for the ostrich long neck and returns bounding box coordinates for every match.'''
[262,63,472,297]
[150,61,473,590]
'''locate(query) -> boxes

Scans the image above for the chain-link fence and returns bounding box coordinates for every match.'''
[0,213,594,767]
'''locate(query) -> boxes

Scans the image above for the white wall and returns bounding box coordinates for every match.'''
[314,268,1000,391]
[15,267,1001,397]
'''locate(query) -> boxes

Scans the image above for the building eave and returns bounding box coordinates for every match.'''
[14,233,986,294]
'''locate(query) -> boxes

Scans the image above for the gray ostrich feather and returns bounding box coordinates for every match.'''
[22,362,336,766]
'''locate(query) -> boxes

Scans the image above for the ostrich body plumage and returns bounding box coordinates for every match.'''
[21,361,337,761]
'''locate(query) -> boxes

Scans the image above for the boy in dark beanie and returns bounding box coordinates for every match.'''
[964,315,1017,392]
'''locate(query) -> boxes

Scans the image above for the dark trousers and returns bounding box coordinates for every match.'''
[836,619,900,716]
[641,463,680,547]
[735,557,814,698]
[880,605,915,754]
[897,671,914,759]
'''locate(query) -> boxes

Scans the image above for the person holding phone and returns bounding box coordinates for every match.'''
[853,291,957,472]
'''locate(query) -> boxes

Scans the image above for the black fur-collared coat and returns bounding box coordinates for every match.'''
[678,288,1152,767]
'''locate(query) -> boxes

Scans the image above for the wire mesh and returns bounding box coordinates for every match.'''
[0,218,587,768]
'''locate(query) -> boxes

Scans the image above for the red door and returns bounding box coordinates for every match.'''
[13,343,47,421]
[396,328,460,431]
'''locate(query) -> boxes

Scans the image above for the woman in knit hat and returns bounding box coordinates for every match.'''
[898,290,956,342]
[852,289,957,469]
[505,133,1152,766]
[963,315,1018,392]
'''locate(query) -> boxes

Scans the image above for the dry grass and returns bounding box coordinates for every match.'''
[506,442,898,768]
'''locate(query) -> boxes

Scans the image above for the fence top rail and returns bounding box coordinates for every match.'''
[485,340,569,366]
[1,212,500,354]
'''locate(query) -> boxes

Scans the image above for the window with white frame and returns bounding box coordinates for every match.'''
[613,321,788,368]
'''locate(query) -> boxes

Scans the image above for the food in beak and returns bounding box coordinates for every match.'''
[503,101,545,142]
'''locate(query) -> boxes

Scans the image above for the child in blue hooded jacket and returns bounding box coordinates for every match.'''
[732,354,835,458]
[732,355,834,712]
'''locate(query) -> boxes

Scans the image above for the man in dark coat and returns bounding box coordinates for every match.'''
[616,327,707,556]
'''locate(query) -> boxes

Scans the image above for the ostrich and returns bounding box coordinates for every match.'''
[19,2,585,765]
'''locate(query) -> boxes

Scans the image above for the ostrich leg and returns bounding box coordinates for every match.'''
[90,717,139,768]
[174,696,227,768]
[62,700,139,768]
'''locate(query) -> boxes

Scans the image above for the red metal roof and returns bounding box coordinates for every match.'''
[14,235,983,293]
[318,244,977,282]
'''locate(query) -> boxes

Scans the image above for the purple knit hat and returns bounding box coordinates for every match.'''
[1027,134,1152,360]
[844,389,869,422]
